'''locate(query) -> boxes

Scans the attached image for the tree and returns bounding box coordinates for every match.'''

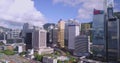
[34,53,43,62]
[69,57,77,63]
[54,51,60,56]
[66,52,70,56]
[2,49,15,55]
[0,42,4,45]
[64,60,69,63]
[19,51,27,56]
[57,60,62,63]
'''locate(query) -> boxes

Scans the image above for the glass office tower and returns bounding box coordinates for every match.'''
[106,7,120,61]
[92,9,105,58]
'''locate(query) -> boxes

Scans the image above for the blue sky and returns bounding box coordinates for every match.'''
[34,0,79,23]
[0,0,120,28]
[34,0,120,23]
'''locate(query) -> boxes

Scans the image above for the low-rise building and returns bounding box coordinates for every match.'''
[26,49,34,59]
[3,43,26,53]
[16,43,26,53]
[74,35,90,56]
[4,44,14,51]
[43,56,57,63]
[57,56,69,61]
[38,47,54,55]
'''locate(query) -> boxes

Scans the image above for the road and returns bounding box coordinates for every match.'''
[54,48,66,56]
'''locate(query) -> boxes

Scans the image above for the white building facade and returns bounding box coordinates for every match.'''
[74,35,90,56]
[32,29,47,51]
[32,29,54,55]
[11,29,21,39]
[68,24,80,50]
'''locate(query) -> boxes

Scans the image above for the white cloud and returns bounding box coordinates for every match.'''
[53,0,83,6]
[0,0,46,29]
[78,0,104,20]
[53,0,104,21]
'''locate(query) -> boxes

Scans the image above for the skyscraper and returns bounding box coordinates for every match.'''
[52,26,58,47]
[93,0,120,61]
[32,29,54,55]
[92,9,105,58]
[22,23,34,50]
[103,0,120,61]
[46,24,58,47]
[47,25,55,44]
[58,19,65,48]
[105,3,120,61]
[107,16,119,61]
[68,22,80,50]
[32,29,47,51]
[22,23,53,54]
[65,19,80,47]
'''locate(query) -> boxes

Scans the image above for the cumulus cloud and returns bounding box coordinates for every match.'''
[53,0,104,21]
[53,0,83,6]
[78,0,104,20]
[0,0,46,29]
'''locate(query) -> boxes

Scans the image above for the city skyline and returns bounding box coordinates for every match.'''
[0,0,120,62]
[0,0,120,29]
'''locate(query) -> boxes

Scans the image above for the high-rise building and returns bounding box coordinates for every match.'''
[32,29,47,51]
[68,23,80,50]
[64,22,69,47]
[103,0,120,61]
[105,6,120,61]
[22,23,34,50]
[2,29,23,44]
[65,19,80,47]
[22,23,53,54]
[46,25,58,47]
[58,19,65,48]
[25,33,32,50]
[81,22,92,35]
[11,29,21,39]
[93,0,120,61]
[107,16,119,61]
[92,9,105,58]
[47,25,54,44]
[74,35,90,56]
[52,26,58,47]
[32,29,54,55]
[47,25,55,44]
[5,29,21,40]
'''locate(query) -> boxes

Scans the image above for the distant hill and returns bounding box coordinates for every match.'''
[43,23,55,30]
[0,26,11,32]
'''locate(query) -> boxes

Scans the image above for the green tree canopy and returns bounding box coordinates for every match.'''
[2,49,15,55]
[34,53,43,62]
